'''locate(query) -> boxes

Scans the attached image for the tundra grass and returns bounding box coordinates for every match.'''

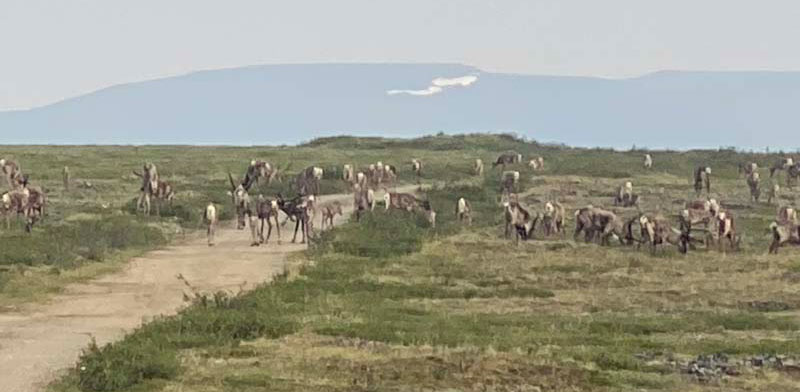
[50,149,800,391]
[4,134,800,389]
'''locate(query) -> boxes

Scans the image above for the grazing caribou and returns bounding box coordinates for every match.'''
[492,152,522,170]
[504,201,535,244]
[769,157,794,178]
[573,206,625,246]
[384,192,436,227]
[614,181,639,207]
[636,214,682,254]
[769,221,800,254]
[528,157,544,171]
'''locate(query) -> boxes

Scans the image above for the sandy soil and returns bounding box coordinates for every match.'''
[0,190,367,392]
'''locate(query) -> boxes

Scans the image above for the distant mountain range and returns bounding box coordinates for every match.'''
[1,63,798,150]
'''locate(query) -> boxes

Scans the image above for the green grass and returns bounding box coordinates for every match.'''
[3,133,796,391]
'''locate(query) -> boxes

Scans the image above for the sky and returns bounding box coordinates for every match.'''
[2,0,800,110]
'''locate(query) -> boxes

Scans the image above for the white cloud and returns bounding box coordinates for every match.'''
[386,86,443,96]
[387,74,478,97]
[431,75,478,87]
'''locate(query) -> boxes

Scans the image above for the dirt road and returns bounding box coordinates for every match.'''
[0,191,365,392]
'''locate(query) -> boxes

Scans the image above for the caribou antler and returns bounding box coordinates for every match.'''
[228,172,237,190]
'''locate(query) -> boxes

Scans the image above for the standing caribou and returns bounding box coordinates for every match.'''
[134,163,159,215]
[203,202,218,246]
[276,194,312,244]
[228,173,259,246]
[455,197,472,225]
[474,159,484,176]
[746,172,761,202]
[319,201,344,231]
[255,195,281,244]
[693,166,711,195]
[296,166,323,196]
[411,159,422,184]
[0,158,22,190]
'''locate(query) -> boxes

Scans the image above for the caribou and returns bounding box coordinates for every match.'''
[295,166,323,196]
[504,201,535,244]
[133,163,159,216]
[492,152,522,170]
[528,157,544,171]
[320,201,343,231]
[384,192,436,227]
[352,184,373,222]
[644,154,653,169]
[614,181,639,207]
[693,166,711,195]
[474,159,484,176]
[0,158,22,190]
[276,193,312,244]
[769,220,800,254]
[255,195,281,244]
[203,202,218,246]
[574,206,626,246]
[768,183,780,204]
[636,214,684,254]
[739,162,758,177]
[63,166,70,191]
[541,201,565,236]
[746,172,761,202]
[500,171,520,195]
[769,157,794,178]
[342,164,355,184]
[228,173,259,246]
[243,160,280,189]
[411,159,422,184]
[455,197,472,225]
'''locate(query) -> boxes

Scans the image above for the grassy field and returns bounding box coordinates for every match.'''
[3,134,800,391]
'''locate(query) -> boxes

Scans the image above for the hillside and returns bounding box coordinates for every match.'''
[1,64,799,149]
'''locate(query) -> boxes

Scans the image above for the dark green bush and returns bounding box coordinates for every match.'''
[329,210,425,258]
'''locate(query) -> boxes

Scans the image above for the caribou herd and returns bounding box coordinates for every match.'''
[3,149,800,255]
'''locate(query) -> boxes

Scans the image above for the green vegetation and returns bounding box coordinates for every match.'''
[2,134,798,391]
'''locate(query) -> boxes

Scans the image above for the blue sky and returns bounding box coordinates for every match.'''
[2,0,799,110]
